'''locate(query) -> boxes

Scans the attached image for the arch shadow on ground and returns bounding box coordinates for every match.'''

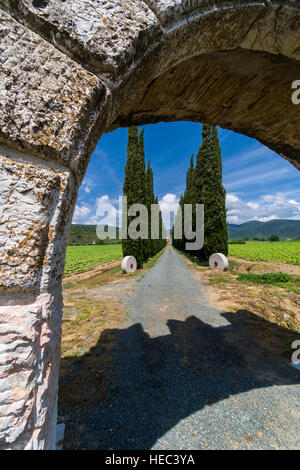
[58,309,300,450]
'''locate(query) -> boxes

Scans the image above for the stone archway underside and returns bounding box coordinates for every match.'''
[0,0,299,449]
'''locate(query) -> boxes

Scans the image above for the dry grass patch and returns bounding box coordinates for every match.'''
[182,253,300,359]
[59,249,166,407]
[59,287,126,406]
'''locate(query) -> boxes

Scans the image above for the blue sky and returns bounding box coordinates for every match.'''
[73,122,300,228]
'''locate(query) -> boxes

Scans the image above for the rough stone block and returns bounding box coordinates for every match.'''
[144,0,298,28]
[0,0,299,452]
[0,9,106,165]
[0,291,62,450]
[1,0,161,81]
[0,146,76,291]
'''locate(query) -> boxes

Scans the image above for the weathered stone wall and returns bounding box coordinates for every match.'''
[0,0,299,450]
[1,2,300,167]
[0,145,77,449]
[0,10,108,175]
[0,292,61,449]
[113,49,300,169]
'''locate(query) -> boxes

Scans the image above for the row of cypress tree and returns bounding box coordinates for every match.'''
[172,124,228,261]
[122,126,166,268]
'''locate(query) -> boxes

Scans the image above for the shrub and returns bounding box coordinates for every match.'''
[269,235,280,242]
[237,272,291,285]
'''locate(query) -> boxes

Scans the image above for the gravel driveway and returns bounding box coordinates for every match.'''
[61,246,300,450]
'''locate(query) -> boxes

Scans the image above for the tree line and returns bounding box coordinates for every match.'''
[172,124,228,261]
[122,126,167,268]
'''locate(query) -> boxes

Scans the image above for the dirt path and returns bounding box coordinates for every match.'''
[59,246,300,450]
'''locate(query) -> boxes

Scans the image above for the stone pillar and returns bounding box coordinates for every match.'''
[0,10,106,449]
[0,145,78,449]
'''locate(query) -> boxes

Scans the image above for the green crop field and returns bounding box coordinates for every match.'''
[64,244,123,276]
[228,240,300,265]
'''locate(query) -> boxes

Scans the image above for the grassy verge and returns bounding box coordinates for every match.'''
[237,272,300,293]
[59,291,125,407]
[59,246,167,408]
[143,246,167,268]
[63,265,123,290]
[64,244,123,276]
[63,247,167,290]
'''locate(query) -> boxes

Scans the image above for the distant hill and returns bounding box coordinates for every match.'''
[69,224,120,245]
[70,220,300,245]
[228,219,300,240]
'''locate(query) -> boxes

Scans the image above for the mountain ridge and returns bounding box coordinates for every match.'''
[69,219,300,245]
[228,219,300,239]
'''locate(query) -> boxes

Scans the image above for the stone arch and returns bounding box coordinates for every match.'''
[0,1,299,449]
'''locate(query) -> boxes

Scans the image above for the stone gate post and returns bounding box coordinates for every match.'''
[0,10,106,449]
[0,145,78,449]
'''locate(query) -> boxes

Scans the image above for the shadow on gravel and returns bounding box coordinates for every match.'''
[59,310,300,450]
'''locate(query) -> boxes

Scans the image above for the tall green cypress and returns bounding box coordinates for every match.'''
[122,126,146,268]
[185,155,195,253]
[174,194,185,252]
[146,161,156,257]
[159,200,167,251]
[186,155,194,204]
[173,125,228,260]
[206,126,228,257]
[155,196,166,253]
[198,124,228,260]
[138,129,150,263]
[177,155,195,253]
[192,126,211,258]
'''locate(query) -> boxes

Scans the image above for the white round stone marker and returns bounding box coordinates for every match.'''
[209,253,228,271]
[121,256,137,274]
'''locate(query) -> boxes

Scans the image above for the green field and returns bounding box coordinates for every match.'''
[64,245,123,276]
[228,240,300,265]
[64,241,300,276]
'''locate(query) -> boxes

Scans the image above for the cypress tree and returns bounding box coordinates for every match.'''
[155,196,166,252]
[122,127,166,267]
[153,195,159,255]
[192,127,210,258]
[173,194,185,252]
[198,124,228,260]
[185,155,195,253]
[171,224,175,247]
[138,129,150,263]
[207,126,228,257]
[146,161,156,257]
[122,126,146,268]
[160,202,167,251]
[178,155,195,253]
[173,125,228,260]
[186,155,194,204]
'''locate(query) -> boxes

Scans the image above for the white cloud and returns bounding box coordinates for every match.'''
[80,177,96,194]
[73,195,122,226]
[159,194,180,231]
[72,204,91,224]
[226,194,240,204]
[73,192,300,228]
[226,192,300,224]
[96,195,121,227]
